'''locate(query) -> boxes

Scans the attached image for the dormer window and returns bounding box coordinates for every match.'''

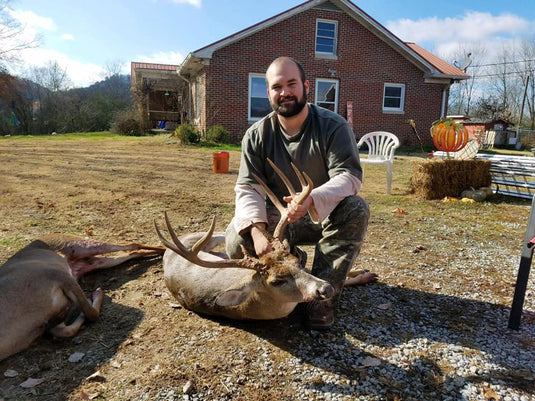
[316,19,337,58]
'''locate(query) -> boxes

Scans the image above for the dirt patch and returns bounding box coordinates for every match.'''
[0,135,533,400]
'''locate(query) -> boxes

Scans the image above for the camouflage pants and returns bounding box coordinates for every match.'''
[225,195,370,293]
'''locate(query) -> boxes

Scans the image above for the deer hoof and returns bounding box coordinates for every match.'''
[345,271,378,286]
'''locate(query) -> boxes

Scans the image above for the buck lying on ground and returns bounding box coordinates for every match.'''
[0,234,164,361]
[155,160,376,320]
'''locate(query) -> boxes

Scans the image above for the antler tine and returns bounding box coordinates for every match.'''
[267,158,313,203]
[163,212,215,255]
[251,158,314,240]
[155,212,263,271]
[154,217,187,256]
[251,172,286,216]
[267,158,296,196]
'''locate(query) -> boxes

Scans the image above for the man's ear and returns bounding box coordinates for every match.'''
[304,79,310,95]
[215,285,253,307]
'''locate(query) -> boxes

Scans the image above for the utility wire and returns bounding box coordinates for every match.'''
[467,59,535,69]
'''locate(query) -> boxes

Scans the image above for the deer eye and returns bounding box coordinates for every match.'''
[270,278,287,287]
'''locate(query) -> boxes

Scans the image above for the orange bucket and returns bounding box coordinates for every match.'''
[212,151,229,173]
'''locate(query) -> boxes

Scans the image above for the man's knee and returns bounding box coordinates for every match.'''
[225,219,244,258]
[330,195,369,227]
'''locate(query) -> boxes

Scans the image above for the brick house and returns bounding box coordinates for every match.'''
[149,0,469,145]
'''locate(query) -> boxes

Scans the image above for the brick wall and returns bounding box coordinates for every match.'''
[199,7,447,146]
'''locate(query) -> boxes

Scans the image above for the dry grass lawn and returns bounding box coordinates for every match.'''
[0,133,533,400]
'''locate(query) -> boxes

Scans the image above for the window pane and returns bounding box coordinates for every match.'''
[316,45,333,54]
[316,44,333,53]
[384,97,401,108]
[384,87,401,97]
[250,76,270,119]
[317,82,336,102]
[251,77,267,98]
[318,22,335,32]
[317,28,335,38]
[251,98,271,118]
[317,102,335,112]
[316,37,334,46]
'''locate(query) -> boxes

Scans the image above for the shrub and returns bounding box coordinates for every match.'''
[206,124,230,144]
[110,110,142,136]
[173,124,200,144]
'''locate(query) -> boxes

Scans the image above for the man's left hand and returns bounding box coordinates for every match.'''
[283,195,313,223]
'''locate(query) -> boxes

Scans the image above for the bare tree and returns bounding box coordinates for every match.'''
[24,61,72,133]
[446,44,487,116]
[0,0,40,71]
[488,44,520,122]
[29,60,71,92]
[103,60,124,79]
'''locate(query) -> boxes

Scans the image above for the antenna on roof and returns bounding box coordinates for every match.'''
[460,53,472,72]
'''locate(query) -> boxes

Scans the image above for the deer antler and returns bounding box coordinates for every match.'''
[154,212,264,272]
[251,158,314,240]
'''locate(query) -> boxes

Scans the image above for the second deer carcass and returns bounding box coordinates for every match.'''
[155,160,375,320]
[0,235,165,361]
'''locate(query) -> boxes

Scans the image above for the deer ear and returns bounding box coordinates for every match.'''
[215,286,252,307]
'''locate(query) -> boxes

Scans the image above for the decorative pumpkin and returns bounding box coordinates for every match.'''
[430,118,469,158]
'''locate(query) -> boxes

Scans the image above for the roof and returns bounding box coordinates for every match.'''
[178,0,469,82]
[405,43,468,80]
[130,62,180,84]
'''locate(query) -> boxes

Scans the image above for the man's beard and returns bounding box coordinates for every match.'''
[271,91,307,118]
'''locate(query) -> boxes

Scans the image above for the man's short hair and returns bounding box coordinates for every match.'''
[266,56,306,84]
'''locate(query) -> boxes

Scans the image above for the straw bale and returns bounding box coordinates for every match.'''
[410,159,491,200]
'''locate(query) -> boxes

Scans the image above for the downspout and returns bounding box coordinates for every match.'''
[440,79,454,118]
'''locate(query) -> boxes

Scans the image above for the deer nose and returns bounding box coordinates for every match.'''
[317,282,334,299]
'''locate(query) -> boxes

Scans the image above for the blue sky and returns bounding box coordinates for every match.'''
[5,0,535,88]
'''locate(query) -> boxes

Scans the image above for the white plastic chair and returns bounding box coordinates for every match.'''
[357,131,400,195]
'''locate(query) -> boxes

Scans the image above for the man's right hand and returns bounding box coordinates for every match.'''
[250,223,272,257]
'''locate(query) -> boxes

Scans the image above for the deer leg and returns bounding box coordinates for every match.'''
[68,250,162,279]
[345,269,378,286]
[48,288,103,337]
[41,234,165,260]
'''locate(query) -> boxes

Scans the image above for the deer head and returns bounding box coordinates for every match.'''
[154,159,334,312]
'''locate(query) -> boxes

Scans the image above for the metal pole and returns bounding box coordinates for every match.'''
[508,194,535,330]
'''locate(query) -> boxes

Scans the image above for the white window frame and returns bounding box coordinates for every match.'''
[315,78,339,114]
[383,83,405,113]
[315,19,338,58]
[248,73,270,121]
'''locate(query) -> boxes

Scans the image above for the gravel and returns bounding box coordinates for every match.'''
[144,267,535,401]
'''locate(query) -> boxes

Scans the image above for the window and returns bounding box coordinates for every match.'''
[248,74,271,120]
[315,79,339,113]
[383,83,405,113]
[316,19,337,57]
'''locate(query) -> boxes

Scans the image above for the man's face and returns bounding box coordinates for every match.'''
[266,61,309,118]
